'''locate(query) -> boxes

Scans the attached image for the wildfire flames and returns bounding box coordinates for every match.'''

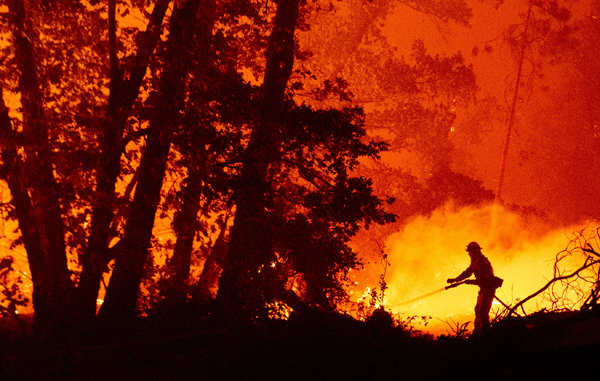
[347,202,596,336]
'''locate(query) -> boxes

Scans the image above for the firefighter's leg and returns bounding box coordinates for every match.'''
[474,290,484,334]
[474,289,494,334]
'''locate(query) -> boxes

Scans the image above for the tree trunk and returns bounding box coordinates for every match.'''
[7,0,72,338]
[162,0,220,304]
[76,0,172,323]
[99,0,213,326]
[194,216,229,302]
[217,0,300,318]
[0,88,48,335]
[168,165,208,300]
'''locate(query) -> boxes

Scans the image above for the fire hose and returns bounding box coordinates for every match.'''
[395,279,510,309]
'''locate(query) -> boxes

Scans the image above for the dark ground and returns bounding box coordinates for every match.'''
[1,308,599,380]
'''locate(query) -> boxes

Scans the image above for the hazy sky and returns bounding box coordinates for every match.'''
[380,0,599,224]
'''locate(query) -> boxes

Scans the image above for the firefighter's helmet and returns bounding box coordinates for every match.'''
[466,241,481,252]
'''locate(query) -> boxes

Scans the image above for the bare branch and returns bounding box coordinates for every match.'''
[506,258,600,317]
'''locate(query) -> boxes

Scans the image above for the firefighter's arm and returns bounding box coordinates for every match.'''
[447,266,473,284]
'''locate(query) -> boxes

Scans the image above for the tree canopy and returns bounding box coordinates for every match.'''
[0,0,510,338]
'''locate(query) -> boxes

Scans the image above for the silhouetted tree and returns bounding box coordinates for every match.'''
[0,0,213,334]
[2,0,83,337]
[212,0,398,319]
[77,0,172,326]
[98,0,212,326]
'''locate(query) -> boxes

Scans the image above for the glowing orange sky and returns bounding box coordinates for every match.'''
[382,0,598,224]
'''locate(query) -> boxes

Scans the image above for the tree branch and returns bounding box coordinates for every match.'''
[506,258,600,317]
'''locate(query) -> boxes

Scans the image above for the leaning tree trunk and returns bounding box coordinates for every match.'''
[98,0,213,326]
[217,0,300,319]
[76,0,171,324]
[6,0,72,338]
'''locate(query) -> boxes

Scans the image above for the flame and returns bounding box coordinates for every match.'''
[347,202,595,336]
[266,301,293,320]
[355,286,383,309]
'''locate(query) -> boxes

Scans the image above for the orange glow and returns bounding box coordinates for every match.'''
[346,202,596,336]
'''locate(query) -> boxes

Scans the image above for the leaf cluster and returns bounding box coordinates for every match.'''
[0,256,28,319]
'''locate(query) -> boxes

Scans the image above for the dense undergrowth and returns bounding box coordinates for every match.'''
[1,305,599,380]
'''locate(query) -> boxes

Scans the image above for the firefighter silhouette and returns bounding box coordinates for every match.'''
[447,241,503,334]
